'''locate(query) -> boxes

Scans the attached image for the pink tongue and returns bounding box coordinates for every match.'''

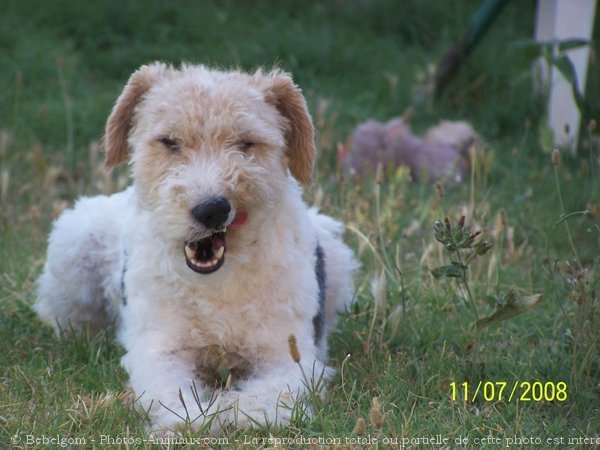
[230,209,248,228]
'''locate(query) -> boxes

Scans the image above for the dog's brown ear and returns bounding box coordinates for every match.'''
[263,72,315,186]
[104,63,168,170]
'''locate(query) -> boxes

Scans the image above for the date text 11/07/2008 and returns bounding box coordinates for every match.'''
[450,381,567,402]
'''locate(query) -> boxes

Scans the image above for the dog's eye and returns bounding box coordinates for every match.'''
[237,142,255,153]
[158,137,180,152]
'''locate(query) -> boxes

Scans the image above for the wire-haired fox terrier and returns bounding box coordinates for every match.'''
[35,62,357,433]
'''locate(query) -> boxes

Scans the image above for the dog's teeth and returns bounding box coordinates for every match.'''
[196,259,218,269]
[184,240,224,273]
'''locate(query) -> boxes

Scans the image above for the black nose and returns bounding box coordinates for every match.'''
[191,197,231,229]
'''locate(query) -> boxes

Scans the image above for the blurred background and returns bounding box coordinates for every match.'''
[1,0,597,161]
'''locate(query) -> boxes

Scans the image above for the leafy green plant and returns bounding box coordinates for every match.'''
[543,146,599,396]
[431,215,492,322]
[431,215,542,329]
[515,37,592,115]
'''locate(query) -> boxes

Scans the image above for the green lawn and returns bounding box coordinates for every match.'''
[1,1,599,448]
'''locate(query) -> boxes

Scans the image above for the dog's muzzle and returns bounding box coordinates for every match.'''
[184,197,247,274]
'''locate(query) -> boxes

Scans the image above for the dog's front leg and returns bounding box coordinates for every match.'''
[211,359,333,432]
[121,348,217,433]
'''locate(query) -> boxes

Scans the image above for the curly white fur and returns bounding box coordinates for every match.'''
[35,63,357,434]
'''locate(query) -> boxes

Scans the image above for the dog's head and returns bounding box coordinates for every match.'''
[104,63,316,274]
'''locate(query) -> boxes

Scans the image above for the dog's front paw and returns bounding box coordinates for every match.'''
[210,390,297,432]
[147,393,221,435]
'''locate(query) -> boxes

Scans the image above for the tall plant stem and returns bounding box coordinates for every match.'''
[456,250,480,322]
[553,164,582,269]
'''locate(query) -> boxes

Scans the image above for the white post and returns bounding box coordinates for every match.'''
[535,0,597,153]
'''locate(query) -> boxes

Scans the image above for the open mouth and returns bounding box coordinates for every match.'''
[184,231,226,274]
[183,209,248,275]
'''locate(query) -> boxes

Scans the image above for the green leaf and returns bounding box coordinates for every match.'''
[510,38,550,60]
[553,210,590,228]
[476,291,542,329]
[431,262,466,279]
[557,38,591,53]
[551,55,578,86]
[512,38,590,53]
[511,38,590,66]
[475,239,494,256]
[550,55,586,113]
[538,119,554,153]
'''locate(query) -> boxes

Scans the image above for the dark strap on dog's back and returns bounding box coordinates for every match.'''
[120,248,128,306]
[313,243,326,344]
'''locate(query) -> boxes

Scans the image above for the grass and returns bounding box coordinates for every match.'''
[1,0,599,448]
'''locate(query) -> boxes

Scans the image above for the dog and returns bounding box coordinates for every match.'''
[35,63,357,433]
